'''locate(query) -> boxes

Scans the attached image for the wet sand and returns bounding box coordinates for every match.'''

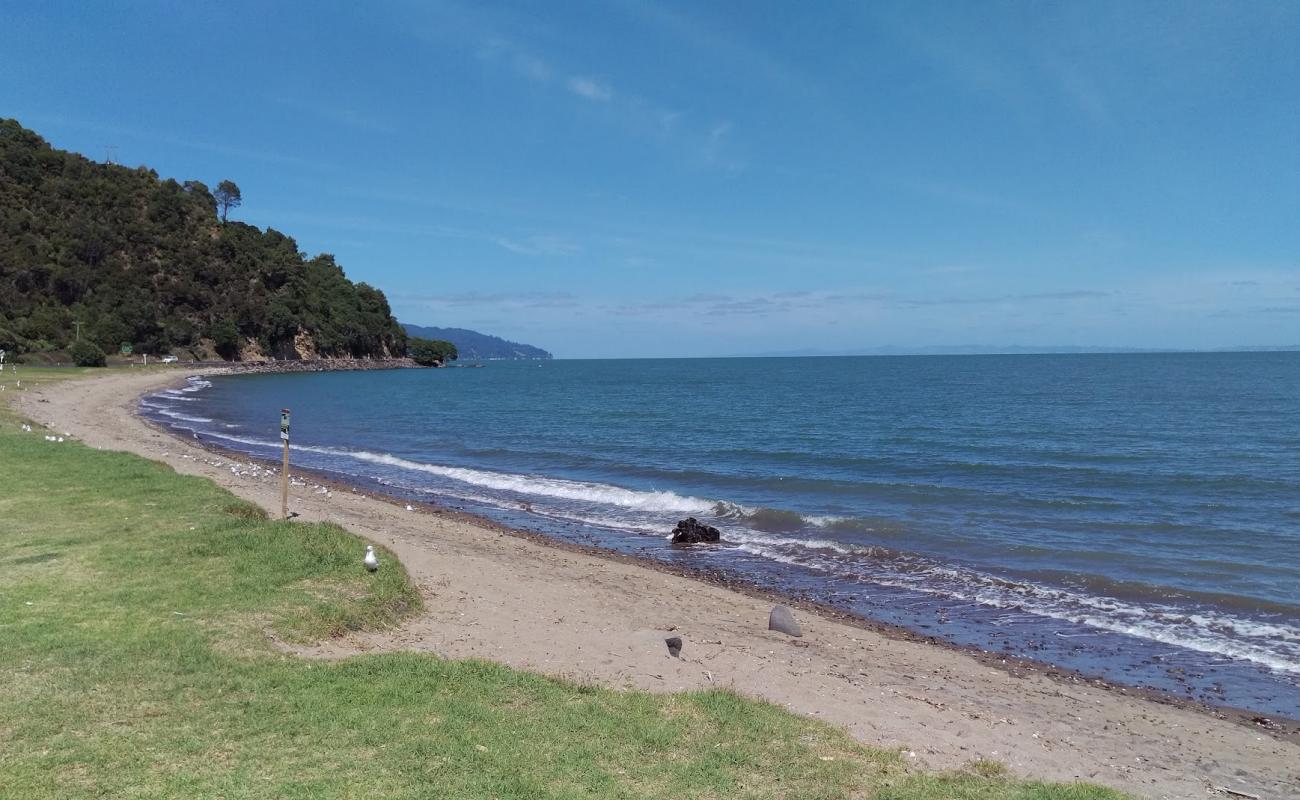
[15,368,1300,800]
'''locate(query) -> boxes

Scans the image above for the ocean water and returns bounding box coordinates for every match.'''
[142,353,1300,717]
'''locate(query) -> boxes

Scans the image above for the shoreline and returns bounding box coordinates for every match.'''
[166,415,1300,739]
[15,367,1300,799]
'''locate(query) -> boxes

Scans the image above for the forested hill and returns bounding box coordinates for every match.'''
[402,324,552,360]
[0,119,406,361]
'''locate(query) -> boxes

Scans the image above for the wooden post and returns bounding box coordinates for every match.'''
[280,408,291,519]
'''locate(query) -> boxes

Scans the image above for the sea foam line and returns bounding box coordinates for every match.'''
[732,538,1300,675]
[335,448,714,513]
[194,431,715,514]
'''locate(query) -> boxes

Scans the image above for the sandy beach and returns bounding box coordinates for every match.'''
[15,368,1300,800]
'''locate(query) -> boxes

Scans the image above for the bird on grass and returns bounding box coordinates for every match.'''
[363,545,379,572]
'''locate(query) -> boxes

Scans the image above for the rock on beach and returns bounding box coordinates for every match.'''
[670,517,721,544]
[769,605,802,637]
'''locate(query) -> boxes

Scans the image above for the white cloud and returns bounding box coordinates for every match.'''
[566,76,614,102]
[495,235,581,256]
[470,31,737,170]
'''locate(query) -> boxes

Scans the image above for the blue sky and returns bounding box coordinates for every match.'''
[3,1,1298,357]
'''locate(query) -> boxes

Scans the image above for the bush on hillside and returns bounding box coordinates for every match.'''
[68,339,106,367]
[408,337,457,366]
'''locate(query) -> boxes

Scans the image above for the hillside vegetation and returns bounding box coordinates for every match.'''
[0,119,406,361]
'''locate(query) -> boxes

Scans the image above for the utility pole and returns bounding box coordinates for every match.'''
[104,145,118,164]
[73,321,82,342]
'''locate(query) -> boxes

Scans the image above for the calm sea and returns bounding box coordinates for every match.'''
[142,353,1300,717]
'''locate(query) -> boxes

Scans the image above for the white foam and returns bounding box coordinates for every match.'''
[726,529,1300,675]
[725,527,864,556]
[153,408,213,424]
[191,433,713,514]
[200,431,279,449]
[336,448,714,513]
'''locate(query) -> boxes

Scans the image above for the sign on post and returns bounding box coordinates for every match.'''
[279,408,291,519]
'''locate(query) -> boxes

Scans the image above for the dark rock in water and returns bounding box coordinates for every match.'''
[665,636,683,657]
[670,517,721,544]
[769,605,802,637]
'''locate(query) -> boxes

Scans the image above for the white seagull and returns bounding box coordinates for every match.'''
[363,545,379,572]
[404,504,414,512]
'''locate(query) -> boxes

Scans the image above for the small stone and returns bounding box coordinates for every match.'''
[665,636,683,657]
[769,605,802,637]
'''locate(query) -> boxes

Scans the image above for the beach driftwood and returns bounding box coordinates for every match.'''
[670,517,721,544]
[769,605,803,637]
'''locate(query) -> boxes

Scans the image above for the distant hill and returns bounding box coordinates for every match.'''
[402,324,552,360]
[0,119,406,361]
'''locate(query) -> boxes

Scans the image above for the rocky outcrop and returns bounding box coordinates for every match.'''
[670,517,721,544]
[237,337,268,362]
[292,329,319,360]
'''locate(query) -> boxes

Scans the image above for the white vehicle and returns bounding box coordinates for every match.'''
[160,355,179,364]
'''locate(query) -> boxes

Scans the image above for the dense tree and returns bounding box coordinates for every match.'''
[0,119,407,361]
[408,337,457,366]
[68,339,106,366]
[213,179,241,223]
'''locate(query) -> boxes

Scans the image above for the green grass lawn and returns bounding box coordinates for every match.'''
[0,368,1125,799]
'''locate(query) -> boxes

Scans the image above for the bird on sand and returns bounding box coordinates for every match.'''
[363,545,379,572]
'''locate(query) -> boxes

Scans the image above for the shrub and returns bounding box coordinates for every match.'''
[408,336,457,366]
[68,339,107,367]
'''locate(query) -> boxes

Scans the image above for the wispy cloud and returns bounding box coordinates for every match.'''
[903,290,1112,307]
[614,0,822,100]
[470,30,738,170]
[608,290,865,319]
[904,179,1028,215]
[399,291,580,310]
[513,52,552,82]
[398,271,1300,356]
[566,76,613,102]
[23,113,334,173]
[253,209,582,261]
[602,287,1120,320]
[864,5,1116,128]
[267,95,395,135]
[495,235,581,256]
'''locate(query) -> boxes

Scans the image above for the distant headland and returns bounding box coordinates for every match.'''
[402,323,552,360]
